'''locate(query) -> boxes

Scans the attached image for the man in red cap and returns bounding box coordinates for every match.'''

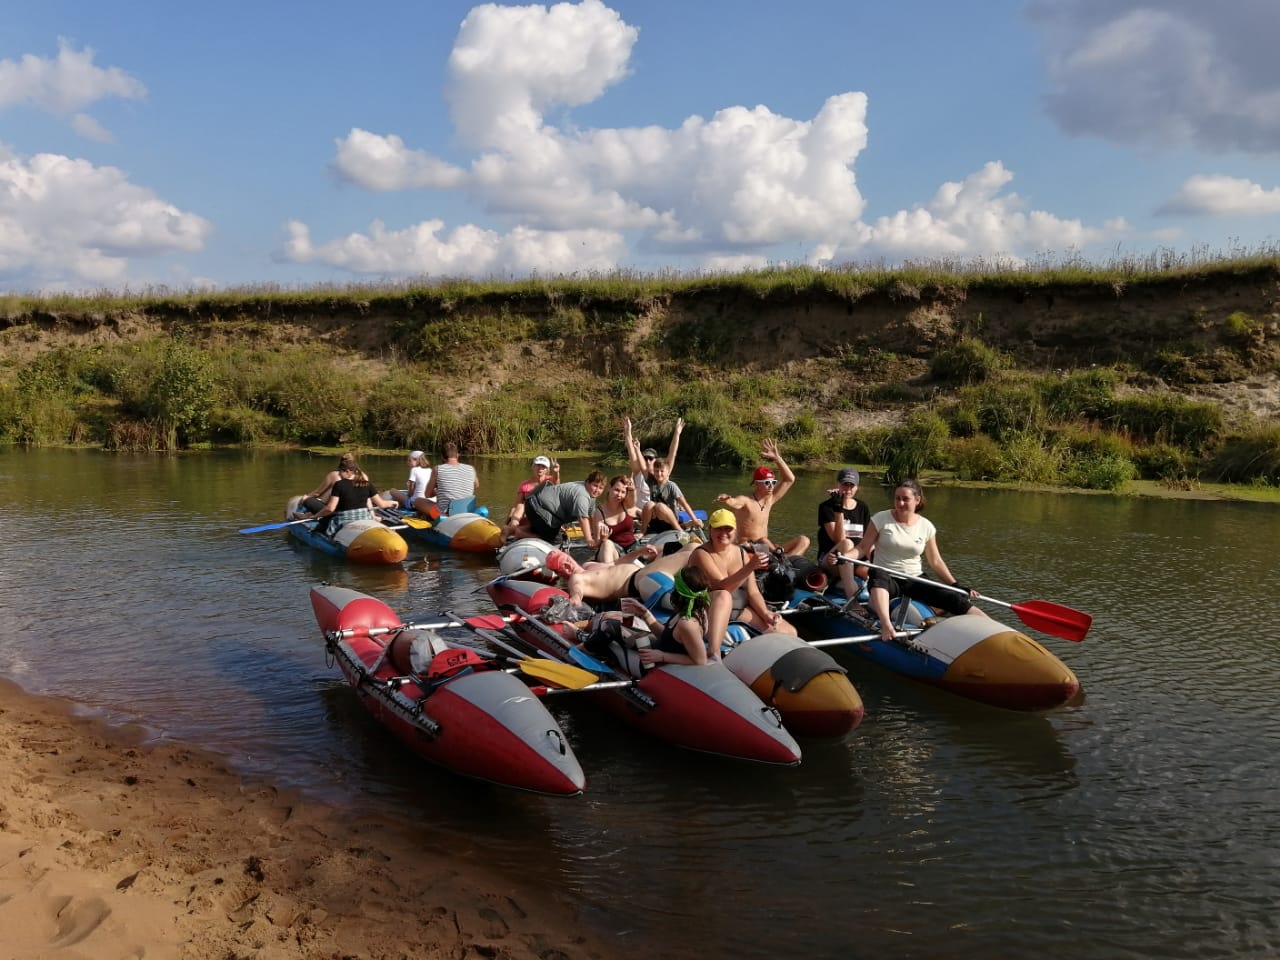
[713,438,810,557]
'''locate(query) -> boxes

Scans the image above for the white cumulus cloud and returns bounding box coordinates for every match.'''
[0,147,212,288]
[1159,175,1280,216]
[850,162,1116,264]
[0,39,145,141]
[281,219,625,277]
[292,0,1122,279]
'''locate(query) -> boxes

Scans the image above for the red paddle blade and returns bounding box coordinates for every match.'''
[467,614,510,629]
[1012,599,1092,642]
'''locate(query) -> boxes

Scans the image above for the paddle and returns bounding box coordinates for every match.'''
[529,679,640,696]
[808,631,919,647]
[834,556,1092,641]
[325,615,595,688]
[239,517,312,534]
[376,507,434,530]
[494,604,617,675]
[444,610,602,689]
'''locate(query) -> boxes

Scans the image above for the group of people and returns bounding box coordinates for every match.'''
[295,441,485,537]
[543,429,988,656]
[295,423,987,652]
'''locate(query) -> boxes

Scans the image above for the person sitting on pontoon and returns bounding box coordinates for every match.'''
[713,438,809,557]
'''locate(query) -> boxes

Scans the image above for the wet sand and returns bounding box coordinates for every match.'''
[0,678,612,960]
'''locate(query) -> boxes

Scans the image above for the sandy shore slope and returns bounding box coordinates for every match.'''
[0,679,611,960]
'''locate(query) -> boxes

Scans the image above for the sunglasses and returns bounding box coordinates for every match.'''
[757,479,777,488]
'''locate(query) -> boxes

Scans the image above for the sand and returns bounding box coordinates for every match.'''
[0,678,612,960]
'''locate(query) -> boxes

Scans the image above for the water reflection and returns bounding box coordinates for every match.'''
[1,448,1278,960]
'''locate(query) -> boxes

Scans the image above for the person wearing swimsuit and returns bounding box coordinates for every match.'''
[687,508,794,660]
[621,566,714,666]
[593,475,642,562]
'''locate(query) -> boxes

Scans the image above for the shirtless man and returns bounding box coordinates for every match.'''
[565,541,695,606]
[687,508,795,659]
[713,438,810,557]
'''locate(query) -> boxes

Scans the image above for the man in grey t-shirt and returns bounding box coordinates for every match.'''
[512,470,606,547]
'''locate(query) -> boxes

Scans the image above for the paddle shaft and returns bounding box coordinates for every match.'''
[239,518,313,534]
[835,555,1091,641]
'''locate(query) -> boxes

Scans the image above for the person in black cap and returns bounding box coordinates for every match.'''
[818,467,872,607]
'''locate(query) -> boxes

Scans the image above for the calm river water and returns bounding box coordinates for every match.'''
[1,448,1277,960]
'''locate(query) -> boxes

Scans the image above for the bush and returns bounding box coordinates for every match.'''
[363,371,460,450]
[1000,432,1061,483]
[929,338,1006,384]
[1061,452,1136,490]
[958,382,1046,442]
[1205,426,1280,485]
[1040,368,1118,421]
[882,411,950,484]
[841,426,892,468]
[1109,394,1223,454]
[1132,443,1190,481]
[947,435,1005,480]
[135,340,218,445]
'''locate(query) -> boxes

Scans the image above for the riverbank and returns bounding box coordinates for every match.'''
[2,259,1277,487]
[0,679,612,960]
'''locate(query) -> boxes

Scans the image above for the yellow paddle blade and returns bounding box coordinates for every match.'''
[515,658,600,689]
[398,515,434,529]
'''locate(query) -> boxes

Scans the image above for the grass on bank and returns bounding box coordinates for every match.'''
[3,244,1279,319]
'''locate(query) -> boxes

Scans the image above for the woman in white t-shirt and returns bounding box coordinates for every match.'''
[847,478,985,641]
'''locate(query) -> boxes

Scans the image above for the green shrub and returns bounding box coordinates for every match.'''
[362,371,460,450]
[841,426,892,468]
[135,340,218,445]
[779,410,818,441]
[1110,394,1223,453]
[959,382,1046,441]
[940,400,980,438]
[882,411,950,483]
[1061,452,1136,490]
[947,435,1005,480]
[533,306,590,340]
[209,404,278,445]
[1040,368,1118,421]
[1205,426,1280,485]
[1056,425,1133,459]
[929,338,1006,384]
[1000,432,1061,483]
[1132,443,1190,481]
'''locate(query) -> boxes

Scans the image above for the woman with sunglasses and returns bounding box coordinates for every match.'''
[713,438,810,557]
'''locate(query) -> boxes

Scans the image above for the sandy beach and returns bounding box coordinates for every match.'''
[0,679,612,960]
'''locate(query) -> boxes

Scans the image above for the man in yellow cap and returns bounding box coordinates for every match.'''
[688,507,795,660]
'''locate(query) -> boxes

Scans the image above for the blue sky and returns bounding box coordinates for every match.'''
[2,0,1278,292]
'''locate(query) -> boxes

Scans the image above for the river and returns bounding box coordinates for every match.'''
[1,447,1276,960]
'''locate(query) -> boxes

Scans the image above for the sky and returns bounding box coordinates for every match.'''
[2,0,1279,293]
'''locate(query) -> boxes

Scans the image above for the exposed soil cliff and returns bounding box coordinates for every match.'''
[3,263,1279,425]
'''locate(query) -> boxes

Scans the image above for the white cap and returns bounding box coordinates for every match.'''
[410,450,425,460]
[533,455,552,468]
